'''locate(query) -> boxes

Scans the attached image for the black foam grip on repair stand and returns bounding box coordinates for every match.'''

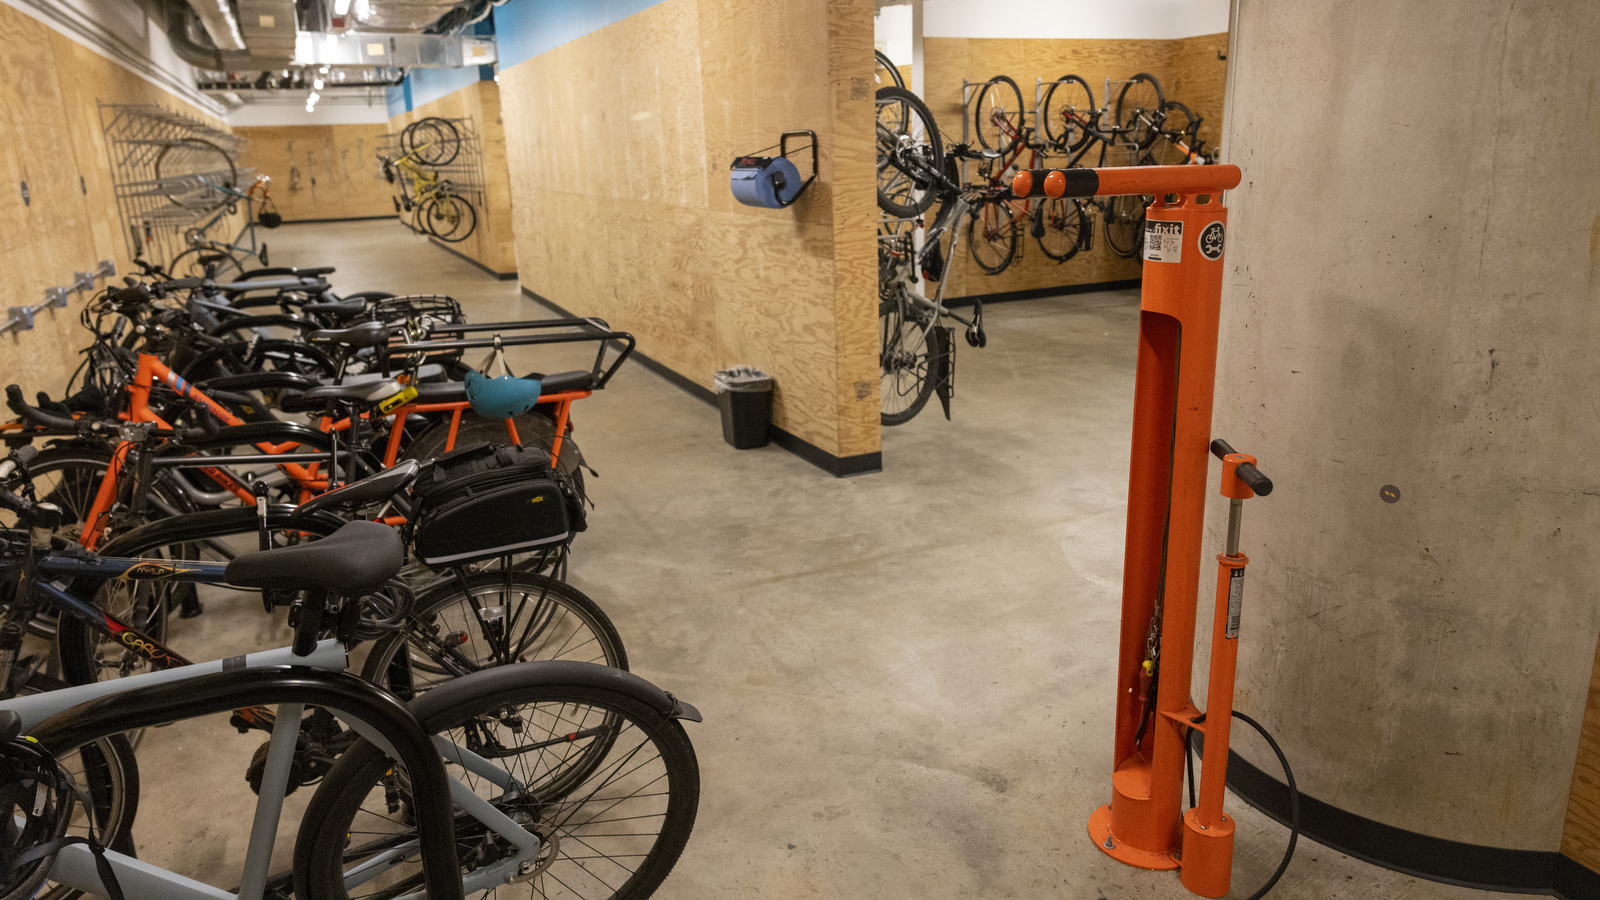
[1210,438,1274,496]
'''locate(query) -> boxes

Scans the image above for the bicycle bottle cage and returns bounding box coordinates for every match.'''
[728,130,818,209]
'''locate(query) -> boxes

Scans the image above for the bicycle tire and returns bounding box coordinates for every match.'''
[0,674,140,900]
[875,86,943,218]
[167,247,245,281]
[1115,73,1165,150]
[402,118,460,167]
[1041,74,1096,153]
[874,49,904,90]
[422,194,477,243]
[153,138,237,212]
[972,75,1025,156]
[293,679,699,900]
[1150,100,1201,165]
[57,508,344,689]
[879,294,935,426]
[967,198,1018,274]
[1104,194,1148,259]
[1036,197,1087,262]
[360,571,626,695]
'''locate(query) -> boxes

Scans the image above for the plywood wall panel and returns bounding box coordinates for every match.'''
[235,123,395,222]
[0,5,239,395]
[501,0,880,460]
[921,34,1229,299]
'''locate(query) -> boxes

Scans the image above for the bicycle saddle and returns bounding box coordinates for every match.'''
[278,379,408,412]
[218,277,328,295]
[301,298,368,321]
[292,460,419,520]
[225,520,402,596]
[306,321,390,349]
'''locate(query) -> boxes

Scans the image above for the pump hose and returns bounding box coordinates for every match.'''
[1185,711,1299,900]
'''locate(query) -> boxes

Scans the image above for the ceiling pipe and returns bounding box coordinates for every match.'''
[185,0,246,51]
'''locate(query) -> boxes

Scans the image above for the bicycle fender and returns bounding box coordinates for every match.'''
[408,660,703,726]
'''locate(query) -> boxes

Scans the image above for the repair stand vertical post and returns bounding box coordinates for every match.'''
[1087,187,1231,874]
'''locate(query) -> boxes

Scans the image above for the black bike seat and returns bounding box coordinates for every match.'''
[225,520,402,596]
[278,380,406,412]
[539,370,595,394]
[307,321,390,349]
[301,298,368,320]
[297,266,336,278]
[293,460,419,519]
[219,277,326,295]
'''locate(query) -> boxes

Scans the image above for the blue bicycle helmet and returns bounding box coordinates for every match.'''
[464,370,543,419]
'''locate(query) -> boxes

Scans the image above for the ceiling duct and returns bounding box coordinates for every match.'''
[294,32,496,68]
[346,1,471,33]
[183,0,245,51]
[238,0,299,66]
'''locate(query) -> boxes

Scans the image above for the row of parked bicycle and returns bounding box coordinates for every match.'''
[0,260,696,900]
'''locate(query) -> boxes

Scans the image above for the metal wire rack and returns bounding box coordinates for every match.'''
[377,116,487,207]
[98,103,253,268]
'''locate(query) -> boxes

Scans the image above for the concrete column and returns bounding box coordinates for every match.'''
[1208,0,1600,850]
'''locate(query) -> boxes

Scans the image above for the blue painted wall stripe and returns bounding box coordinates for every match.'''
[492,0,668,71]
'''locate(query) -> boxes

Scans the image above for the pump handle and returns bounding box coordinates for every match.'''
[1210,438,1273,496]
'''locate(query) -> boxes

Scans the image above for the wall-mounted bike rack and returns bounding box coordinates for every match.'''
[99,103,253,272]
[377,116,488,209]
[3,260,116,337]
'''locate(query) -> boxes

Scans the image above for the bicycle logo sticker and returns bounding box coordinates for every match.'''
[1199,221,1226,261]
[1144,220,1183,263]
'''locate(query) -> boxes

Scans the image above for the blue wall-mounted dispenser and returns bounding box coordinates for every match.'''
[729,130,817,209]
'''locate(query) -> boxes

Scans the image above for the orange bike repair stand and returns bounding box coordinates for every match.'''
[1015,163,1245,897]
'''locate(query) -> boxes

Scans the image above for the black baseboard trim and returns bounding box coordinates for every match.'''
[281,215,399,224]
[943,278,1142,307]
[1208,737,1594,897]
[428,238,517,280]
[520,287,882,477]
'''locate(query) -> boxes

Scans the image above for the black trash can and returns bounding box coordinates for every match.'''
[715,367,773,449]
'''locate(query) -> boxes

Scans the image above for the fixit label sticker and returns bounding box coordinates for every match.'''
[1199,221,1226,261]
[1143,220,1182,262]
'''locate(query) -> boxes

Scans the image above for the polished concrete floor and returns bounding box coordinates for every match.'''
[126,220,1517,899]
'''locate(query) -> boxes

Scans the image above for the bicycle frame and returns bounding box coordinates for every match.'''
[2,638,514,900]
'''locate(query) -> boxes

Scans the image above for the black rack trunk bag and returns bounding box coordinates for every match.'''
[410,441,584,566]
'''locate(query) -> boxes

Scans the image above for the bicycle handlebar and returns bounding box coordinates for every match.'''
[1011,164,1242,200]
[1210,438,1273,496]
[5,385,112,435]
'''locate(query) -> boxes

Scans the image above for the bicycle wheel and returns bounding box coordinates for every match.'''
[167,246,245,281]
[403,410,584,481]
[153,138,237,211]
[1115,74,1165,149]
[293,680,699,900]
[402,118,461,166]
[1104,194,1148,259]
[879,294,935,426]
[1041,75,1096,153]
[874,49,904,89]
[1149,101,1200,165]
[875,86,943,218]
[1,673,140,900]
[967,199,1018,274]
[972,75,1025,156]
[422,194,477,243]
[361,571,625,696]
[1036,198,1087,262]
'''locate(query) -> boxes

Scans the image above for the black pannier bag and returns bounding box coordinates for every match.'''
[410,441,586,566]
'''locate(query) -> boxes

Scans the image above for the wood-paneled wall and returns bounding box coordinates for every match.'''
[922,32,1229,298]
[0,3,238,394]
[389,80,517,276]
[234,123,395,222]
[500,0,880,461]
